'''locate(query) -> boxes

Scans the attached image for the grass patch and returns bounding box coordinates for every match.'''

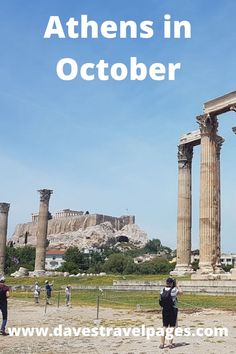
[6,275,236,311]
[178,294,236,310]
[9,288,236,311]
[5,274,191,290]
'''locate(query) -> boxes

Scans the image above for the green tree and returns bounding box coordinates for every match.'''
[191,259,199,271]
[222,264,233,272]
[5,246,35,274]
[60,247,106,274]
[138,261,156,274]
[60,247,89,274]
[127,238,173,258]
[144,239,162,253]
[137,257,174,274]
[103,253,134,274]
[123,260,139,274]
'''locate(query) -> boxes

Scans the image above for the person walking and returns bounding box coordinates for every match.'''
[34,282,41,304]
[0,276,10,336]
[159,277,182,349]
[45,280,53,305]
[65,285,71,307]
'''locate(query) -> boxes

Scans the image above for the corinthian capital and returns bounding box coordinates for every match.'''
[178,144,193,168]
[196,114,218,137]
[0,203,10,214]
[38,189,53,204]
[216,136,224,159]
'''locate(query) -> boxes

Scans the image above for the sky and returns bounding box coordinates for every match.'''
[0,0,236,252]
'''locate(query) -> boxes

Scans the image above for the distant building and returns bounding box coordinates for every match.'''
[220,253,236,266]
[170,253,236,267]
[32,209,84,222]
[190,253,235,267]
[53,209,84,219]
[45,249,65,270]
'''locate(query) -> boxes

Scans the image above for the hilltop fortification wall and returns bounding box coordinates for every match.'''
[11,213,135,246]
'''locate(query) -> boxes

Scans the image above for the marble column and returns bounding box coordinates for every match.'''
[171,143,194,276]
[0,203,10,275]
[214,137,224,273]
[34,189,53,271]
[231,125,236,278]
[197,114,218,274]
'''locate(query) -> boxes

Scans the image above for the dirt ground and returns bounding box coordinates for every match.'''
[0,299,235,354]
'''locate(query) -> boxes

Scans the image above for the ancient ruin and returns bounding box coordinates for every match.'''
[14,211,135,240]
[0,203,10,275]
[171,131,200,276]
[2,92,236,280]
[34,189,53,272]
[172,91,236,279]
[11,208,147,251]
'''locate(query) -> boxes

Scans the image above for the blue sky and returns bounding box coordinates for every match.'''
[0,0,236,252]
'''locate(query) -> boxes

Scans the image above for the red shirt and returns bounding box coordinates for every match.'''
[0,284,9,303]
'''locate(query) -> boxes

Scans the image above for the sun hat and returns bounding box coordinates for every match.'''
[0,275,6,282]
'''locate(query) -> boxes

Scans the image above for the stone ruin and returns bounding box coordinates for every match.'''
[0,189,148,277]
[10,207,148,251]
[2,92,236,280]
[12,210,136,245]
[171,91,236,280]
[0,203,10,275]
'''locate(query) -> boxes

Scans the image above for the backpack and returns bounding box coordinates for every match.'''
[159,288,173,308]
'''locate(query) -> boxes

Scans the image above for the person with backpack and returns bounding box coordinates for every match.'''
[159,277,182,349]
[0,276,10,336]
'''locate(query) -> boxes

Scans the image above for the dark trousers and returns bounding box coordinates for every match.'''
[0,302,8,331]
[0,303,7,320]
[162,307,178,327]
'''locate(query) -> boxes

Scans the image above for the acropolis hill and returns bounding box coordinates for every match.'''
[11,209,148,251]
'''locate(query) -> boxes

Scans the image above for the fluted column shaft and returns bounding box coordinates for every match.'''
[176,144,193,268]
[34,189,53,271]
[0,203,10,275]
[214,137,224,270]
[171,144,193,276]
[197,115,218,273]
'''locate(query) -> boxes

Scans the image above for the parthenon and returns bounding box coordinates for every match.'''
[172,91,236,279]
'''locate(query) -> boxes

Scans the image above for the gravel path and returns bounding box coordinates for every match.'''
[0,299,235,353]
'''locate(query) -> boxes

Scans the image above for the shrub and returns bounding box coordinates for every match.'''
[5,246,35,274]
[137,257,174,275]
[103,253,134,274]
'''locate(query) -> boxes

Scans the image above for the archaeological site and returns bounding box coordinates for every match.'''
[0,92,236,282]
[171,91,236,280]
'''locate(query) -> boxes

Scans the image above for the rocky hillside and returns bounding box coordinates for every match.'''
[11,221,148,251]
